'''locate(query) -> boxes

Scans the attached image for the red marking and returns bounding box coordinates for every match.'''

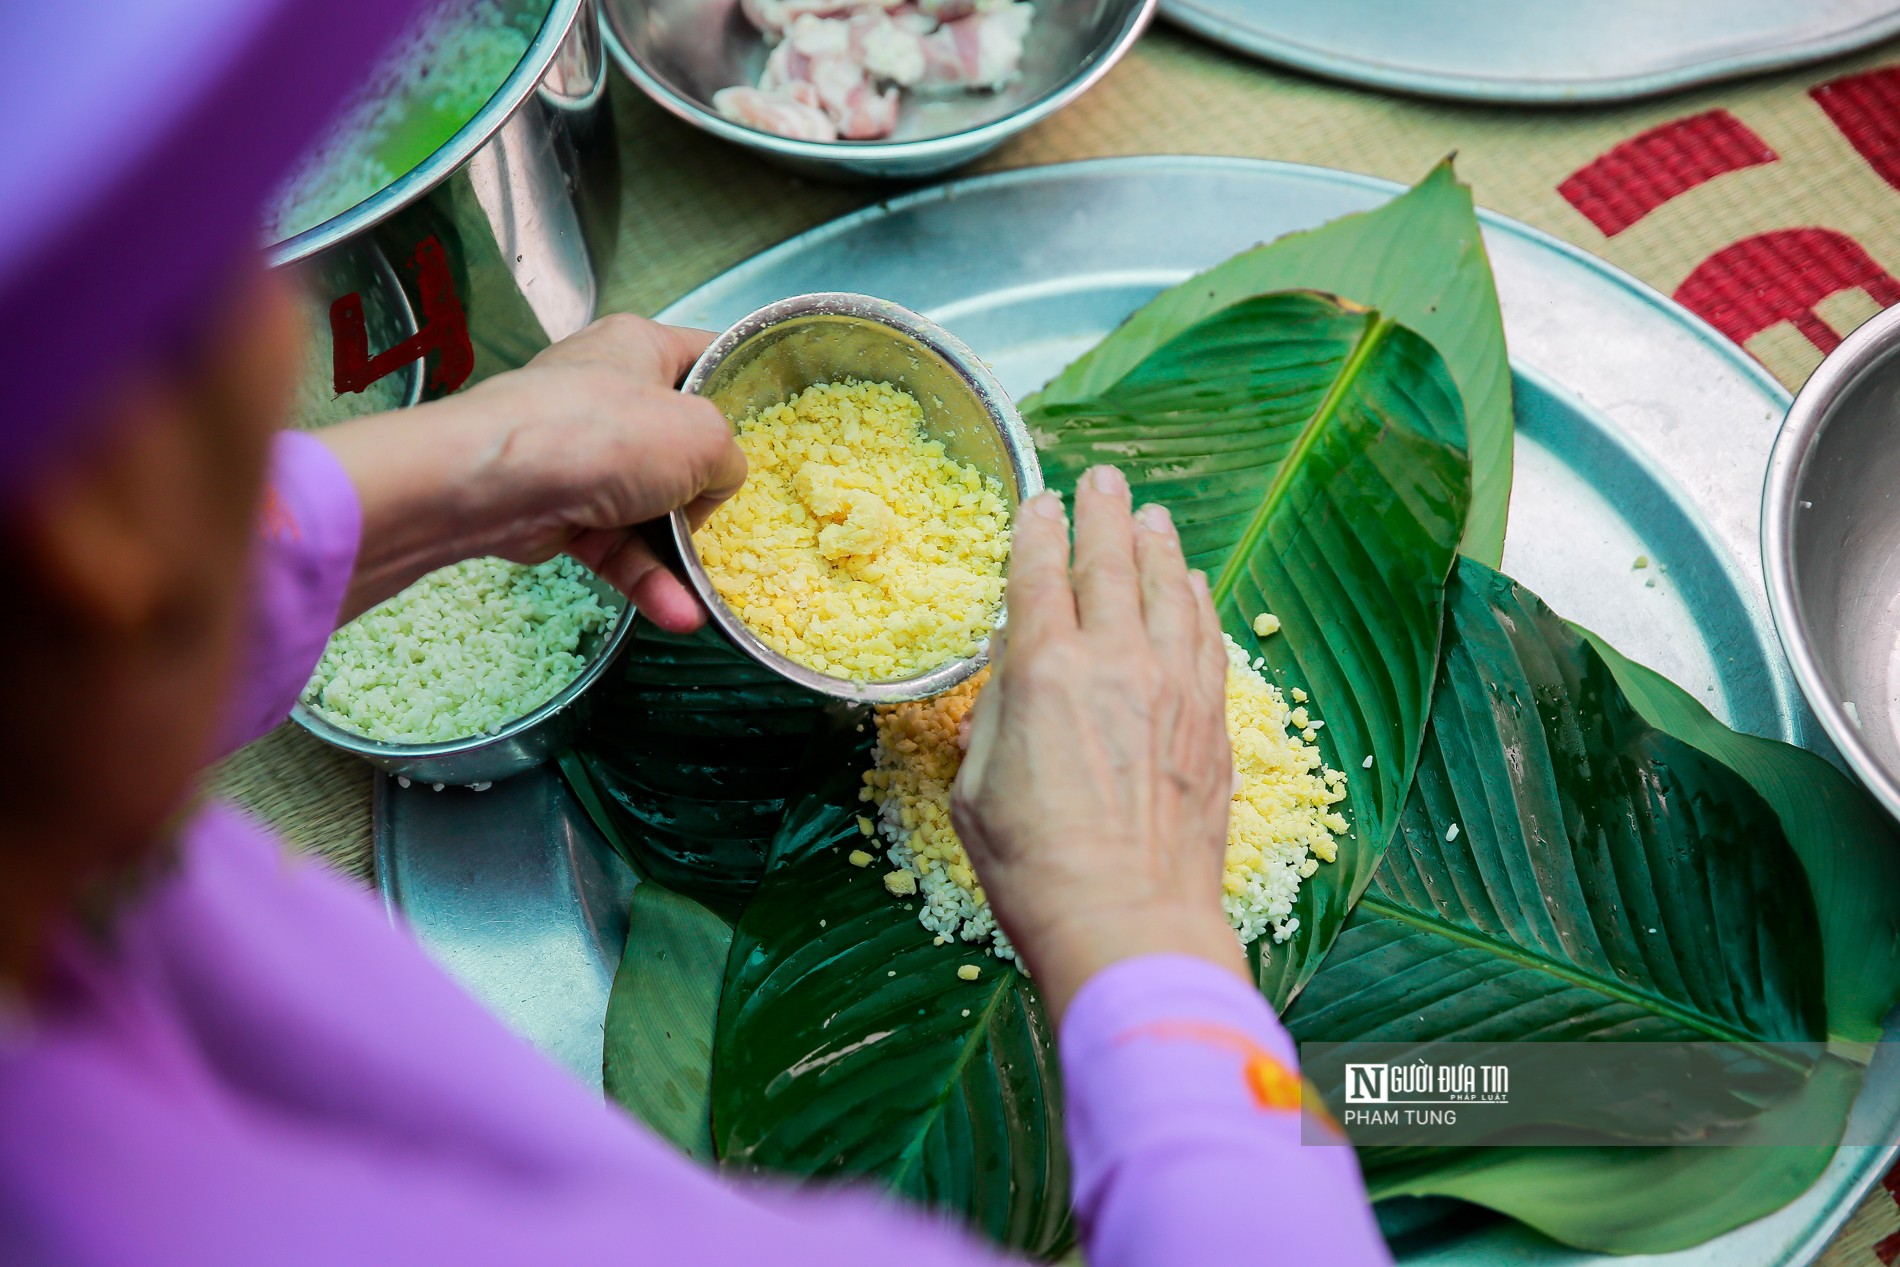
[1672,227,1900,355]
[1876,1227,1900,1266]
[258,485,300,543]
[1558,110,1778,237]
[330,235,472,398]
[1813,67,1900,194]
[1884,1156,1900,1204]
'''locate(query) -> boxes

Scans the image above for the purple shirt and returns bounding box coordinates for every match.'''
[0,431,1389,1267]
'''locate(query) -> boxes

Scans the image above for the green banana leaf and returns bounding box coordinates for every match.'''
[1367,1055,1863,1255]
[1026,289,1472,1008]
[1579,631,1900,1045]
[712,754,1073,1258]
[602,880,732,1161]
[1284,559,1843,1251]
[1284,560,1827,1129]
[564,623,844,915]
[1022,160,1512,566]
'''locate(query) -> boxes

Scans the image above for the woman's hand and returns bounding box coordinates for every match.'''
[951,465,1245,1022]
[317,313,746,630]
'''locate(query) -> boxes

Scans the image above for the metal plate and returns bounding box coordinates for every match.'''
[377,156,1899,1264]
[1157,0,1900,104]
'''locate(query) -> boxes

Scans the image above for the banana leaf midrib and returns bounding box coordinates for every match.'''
[883,966,1025,1187]
[1209,311,1396,606]
[1354,892,1810,1068]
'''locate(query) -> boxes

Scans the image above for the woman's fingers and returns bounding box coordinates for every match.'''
[1071,465,1144,636]
[680,398,748,505]
[1190,568,1230,723]
[635,394,746,515]
[955,637,1005,806]
[560,313,715,388]
[1133,502,1200,661]
[681,492,728,533]
[656,323,717,388]
[1004,491,1076,650]
[630,565,706,634]
[569,526,704,632]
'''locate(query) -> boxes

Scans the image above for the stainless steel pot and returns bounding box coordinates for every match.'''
[1764,304,1900,824]
[271,0,619,420]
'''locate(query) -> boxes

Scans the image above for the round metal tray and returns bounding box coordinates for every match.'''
[377,156,1899,1266]
[1157,0,1900,104]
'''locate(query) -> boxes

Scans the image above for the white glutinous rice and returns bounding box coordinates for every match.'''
[301,555,615,744]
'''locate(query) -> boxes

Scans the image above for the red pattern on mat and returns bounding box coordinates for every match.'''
[1559,110,1778,237]
[1813,67,1900,195]
[1878,1227,1900,1266]
[1673,227,1900,353]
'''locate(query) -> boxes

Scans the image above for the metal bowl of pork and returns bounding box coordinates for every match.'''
[272,0,619,420]
[600,0,1155,180]
[673,292,1041,703]
[1763,302,1900,824]
[290,575,637,787]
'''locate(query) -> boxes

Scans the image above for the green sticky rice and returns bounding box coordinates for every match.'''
[302,555,616,744]
[265,0,543,242]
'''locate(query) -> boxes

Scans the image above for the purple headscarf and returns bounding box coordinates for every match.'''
[0,0,427,504]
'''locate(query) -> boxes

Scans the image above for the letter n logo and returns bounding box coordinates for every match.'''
[1345,1064,1387,1104]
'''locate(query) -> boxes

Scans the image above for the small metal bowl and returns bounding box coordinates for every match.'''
[1764,304,1900,823]
[599,0,1155,180]
[675,292,1041,703]
[290,574,636,787]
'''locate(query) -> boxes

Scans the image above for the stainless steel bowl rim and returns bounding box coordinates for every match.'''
[289,596,637,768]
[266,0,589,266]
[672,291,1043,704]
[1762,301,1900,822]
[600,0,1156,166]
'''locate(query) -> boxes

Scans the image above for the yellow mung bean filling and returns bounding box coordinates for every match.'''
[861,637,1350,964]
[695,380,1010,682]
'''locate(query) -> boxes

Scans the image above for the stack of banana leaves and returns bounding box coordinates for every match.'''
[558,163,1900,1258]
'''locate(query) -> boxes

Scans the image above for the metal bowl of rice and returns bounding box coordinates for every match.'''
[673,291,1041,705]
[290,563,637,787]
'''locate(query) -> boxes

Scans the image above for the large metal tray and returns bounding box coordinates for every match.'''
[376,156,1899,1265]
[1157,0,1900,104]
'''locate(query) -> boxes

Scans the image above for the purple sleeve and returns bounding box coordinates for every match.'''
[1061,954,1391,1267]
[217,430,362,755]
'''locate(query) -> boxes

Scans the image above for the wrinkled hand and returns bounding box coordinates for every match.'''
[951,465,1245,1021]
[320,313,745,630]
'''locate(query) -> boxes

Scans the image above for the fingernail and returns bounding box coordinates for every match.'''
[1024,491,1064,520]
[1189,569,1210,598]
[1089,465,1128,495]
[1135,503,1174,535]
